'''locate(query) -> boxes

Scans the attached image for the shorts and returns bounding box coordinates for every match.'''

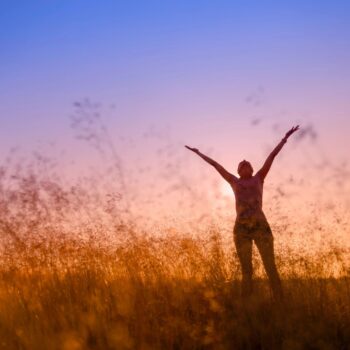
[233,218,272,236]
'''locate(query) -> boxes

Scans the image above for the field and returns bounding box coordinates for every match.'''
[0,130,349,349]
[0,227,349,350]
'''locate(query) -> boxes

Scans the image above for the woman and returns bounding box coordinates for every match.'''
[185,125,300,300]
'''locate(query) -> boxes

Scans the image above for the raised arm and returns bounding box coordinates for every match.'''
[185,145,238,183]
[256,125,300,181]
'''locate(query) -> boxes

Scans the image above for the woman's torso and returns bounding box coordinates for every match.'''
[229,174,267,224]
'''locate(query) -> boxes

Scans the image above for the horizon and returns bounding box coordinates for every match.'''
[0,1,349,238]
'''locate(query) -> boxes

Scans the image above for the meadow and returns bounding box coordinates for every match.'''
[0,104,349,349]
[0,164,349,350]
[1,226,350,350]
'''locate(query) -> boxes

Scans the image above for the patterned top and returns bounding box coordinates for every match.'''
[229,174,267,223]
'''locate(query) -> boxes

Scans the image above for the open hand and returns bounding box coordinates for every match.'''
[285,125,300,139]
[185,145,199,153]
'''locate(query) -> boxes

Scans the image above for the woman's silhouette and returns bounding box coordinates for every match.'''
[185,125,300,300]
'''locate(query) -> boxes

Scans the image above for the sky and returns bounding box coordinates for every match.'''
[1,0,350,233]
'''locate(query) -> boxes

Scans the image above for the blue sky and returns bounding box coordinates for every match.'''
[1,0,349,166]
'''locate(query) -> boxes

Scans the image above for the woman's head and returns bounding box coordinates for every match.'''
[237,160,253,178]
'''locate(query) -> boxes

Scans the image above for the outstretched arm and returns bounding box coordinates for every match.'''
[185,145,237,183]
[256,125,300,181]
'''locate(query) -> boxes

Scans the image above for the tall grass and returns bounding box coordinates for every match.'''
[1,230,350,349]
[0,102,349,349]
[0,161,349,350]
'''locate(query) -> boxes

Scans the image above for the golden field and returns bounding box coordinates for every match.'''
[0,224,349,349]
[0,127,349,349]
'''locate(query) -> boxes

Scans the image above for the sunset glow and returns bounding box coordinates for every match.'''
[0,1,349,348]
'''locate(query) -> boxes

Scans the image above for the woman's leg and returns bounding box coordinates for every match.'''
[234,233,253,297]
[254,231,283,301]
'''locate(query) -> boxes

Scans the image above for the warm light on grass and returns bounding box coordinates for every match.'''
[0,112,348,349]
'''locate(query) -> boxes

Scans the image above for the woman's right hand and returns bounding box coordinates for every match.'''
[185,145,199,153]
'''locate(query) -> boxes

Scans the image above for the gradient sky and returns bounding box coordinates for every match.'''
[1,1,350,233]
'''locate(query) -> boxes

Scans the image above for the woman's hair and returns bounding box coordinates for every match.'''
[237,160,253,174]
